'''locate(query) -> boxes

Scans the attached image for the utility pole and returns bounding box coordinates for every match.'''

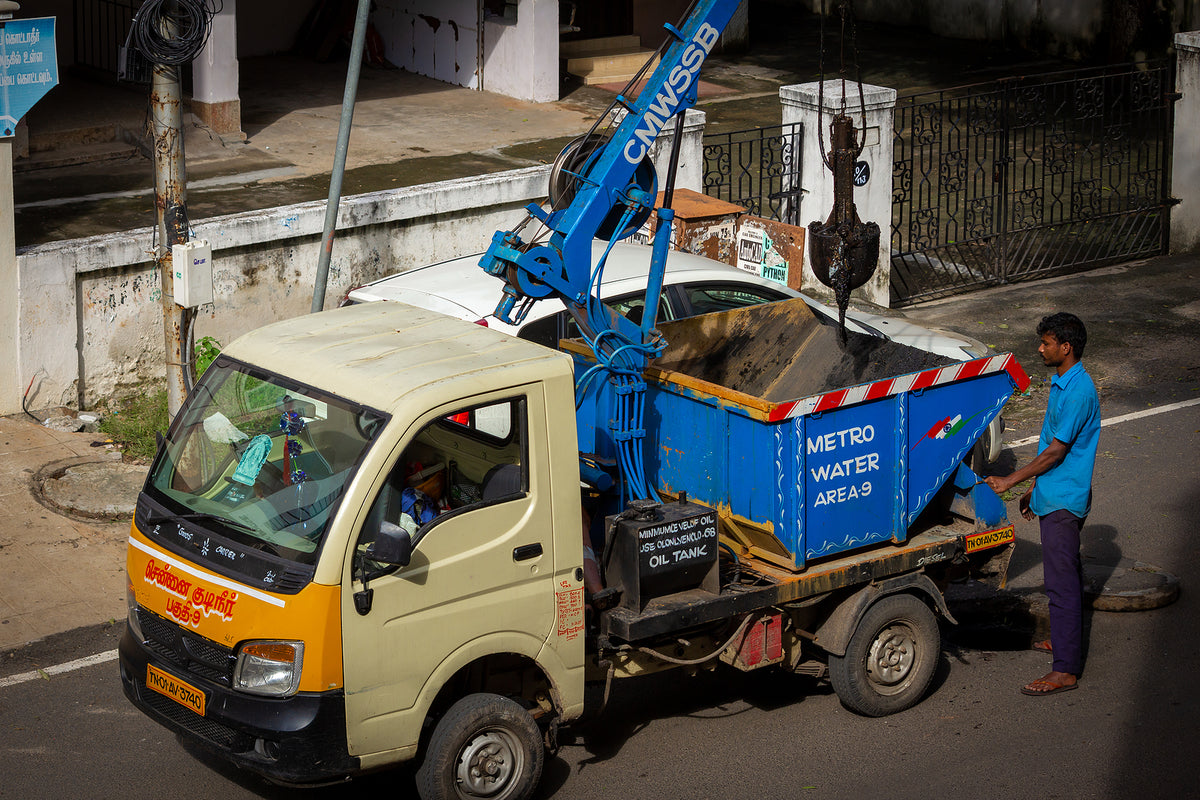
[312,0,372,313]
[149,1,192,417]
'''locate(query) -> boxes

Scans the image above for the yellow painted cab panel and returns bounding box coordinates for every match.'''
[128,526,343,692]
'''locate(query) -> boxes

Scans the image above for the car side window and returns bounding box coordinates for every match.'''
[682,283,788,316]
[442,402,514,441]
[557,294,673,341]
[607,293,673,327]
[356,397,527,578]
[517,315,562,349]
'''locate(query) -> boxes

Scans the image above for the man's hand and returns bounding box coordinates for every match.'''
[984,475,1014,495]
[1019,491,1034,521]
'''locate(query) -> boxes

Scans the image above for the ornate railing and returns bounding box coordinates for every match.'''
[73,0,140,77]
[703,122,804,224]
[891,61,1175,305]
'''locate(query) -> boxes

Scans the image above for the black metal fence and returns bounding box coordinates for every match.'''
[74,0,140,76]
[703,122,804,224]
[891,62,1175,305]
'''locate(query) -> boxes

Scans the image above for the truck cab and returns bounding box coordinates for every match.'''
[120,302,587,785]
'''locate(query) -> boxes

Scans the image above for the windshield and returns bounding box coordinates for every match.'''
[142,356,389,582]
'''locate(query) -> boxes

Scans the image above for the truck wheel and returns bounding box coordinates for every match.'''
[828,593,940,717]
[416,693,544,800]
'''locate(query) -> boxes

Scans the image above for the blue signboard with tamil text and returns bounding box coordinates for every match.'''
[1,16,58,137]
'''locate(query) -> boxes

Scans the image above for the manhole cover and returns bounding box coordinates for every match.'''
[37,460,147,520]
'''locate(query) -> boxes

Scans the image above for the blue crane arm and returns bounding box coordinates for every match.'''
[478,0,742,502]
[479,0,741,332]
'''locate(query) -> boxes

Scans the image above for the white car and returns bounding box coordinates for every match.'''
[344,241,1003,463]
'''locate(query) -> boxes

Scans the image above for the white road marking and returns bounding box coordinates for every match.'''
[1007,396,1200,448]
[0,649,119,689]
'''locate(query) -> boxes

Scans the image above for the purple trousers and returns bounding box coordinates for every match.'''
[1040,509,1085,675]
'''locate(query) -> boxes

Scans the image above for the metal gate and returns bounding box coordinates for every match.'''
[891,62,1175,305]
[703,122,804,224]
[73,0,140,76]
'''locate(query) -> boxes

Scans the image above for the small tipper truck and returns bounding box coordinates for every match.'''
[119,3,1030,798]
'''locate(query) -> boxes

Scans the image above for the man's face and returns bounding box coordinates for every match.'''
[1039,332,1069,368]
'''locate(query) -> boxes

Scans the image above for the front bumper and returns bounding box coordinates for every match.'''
[119,626,358,784]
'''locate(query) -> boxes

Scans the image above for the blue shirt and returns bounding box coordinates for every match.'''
[1030,362,1101,518]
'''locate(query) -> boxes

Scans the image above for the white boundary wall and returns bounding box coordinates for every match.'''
[18,168,549,410]
[13,116,704,412]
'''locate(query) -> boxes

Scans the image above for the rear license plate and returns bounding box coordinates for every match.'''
[146,664,206,716]
[964,524,1015,553]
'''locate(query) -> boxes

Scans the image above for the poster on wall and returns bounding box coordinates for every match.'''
[735,218,805,289]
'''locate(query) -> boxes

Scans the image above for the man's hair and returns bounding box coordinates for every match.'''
[1037,312,1087,358]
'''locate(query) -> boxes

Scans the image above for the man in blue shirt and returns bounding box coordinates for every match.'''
[986,313,1101,696]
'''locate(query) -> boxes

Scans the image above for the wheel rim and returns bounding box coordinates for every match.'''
[454,728,526,799]
[866,622,919,695]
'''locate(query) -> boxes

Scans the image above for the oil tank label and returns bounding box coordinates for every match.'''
[637,510,718,572]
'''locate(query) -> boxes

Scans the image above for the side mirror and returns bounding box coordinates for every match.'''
[371,521,412,567]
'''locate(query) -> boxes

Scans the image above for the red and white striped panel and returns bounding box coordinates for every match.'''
[766,353,1030,422]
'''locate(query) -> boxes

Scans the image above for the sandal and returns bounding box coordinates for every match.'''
[1021,673,1077,696]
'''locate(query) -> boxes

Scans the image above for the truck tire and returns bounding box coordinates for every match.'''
[828,593,940,717]
[416,693,544,800]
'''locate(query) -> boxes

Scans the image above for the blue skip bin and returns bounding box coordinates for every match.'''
[571,298,1029,569]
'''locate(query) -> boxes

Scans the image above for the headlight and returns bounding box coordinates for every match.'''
[126,581,144,642]
[234,641,304,697]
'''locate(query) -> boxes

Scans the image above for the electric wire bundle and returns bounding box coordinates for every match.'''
[131,0,223,65]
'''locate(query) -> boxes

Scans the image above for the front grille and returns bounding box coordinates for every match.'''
[141,686,252,750]
[138,608,236,686]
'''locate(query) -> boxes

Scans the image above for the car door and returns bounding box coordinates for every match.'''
[340,387,556,757]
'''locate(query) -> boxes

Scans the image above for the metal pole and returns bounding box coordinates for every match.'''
[311,0,372,313]
[151,1,191,416]
[0,136,19,417]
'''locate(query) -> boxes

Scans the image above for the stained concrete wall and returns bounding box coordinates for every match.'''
[482,0,559,102]
[12,118,703,412]
[373,0,559,101]
[374,0,482,91]
[17,168,549,410]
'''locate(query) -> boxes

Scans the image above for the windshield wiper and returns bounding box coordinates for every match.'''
[150,510,256,534]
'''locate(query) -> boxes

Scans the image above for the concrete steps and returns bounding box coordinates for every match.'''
[562,36,658,86]
[17,124,148,173]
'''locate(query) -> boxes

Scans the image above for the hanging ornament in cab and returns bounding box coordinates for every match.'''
[808,0,880,335]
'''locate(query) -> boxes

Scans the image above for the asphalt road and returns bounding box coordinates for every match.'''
[2,401,1195,800]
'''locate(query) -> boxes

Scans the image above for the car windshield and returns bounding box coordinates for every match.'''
[142,357,388,575]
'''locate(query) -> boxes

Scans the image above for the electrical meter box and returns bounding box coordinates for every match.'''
[172,240,214,307]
